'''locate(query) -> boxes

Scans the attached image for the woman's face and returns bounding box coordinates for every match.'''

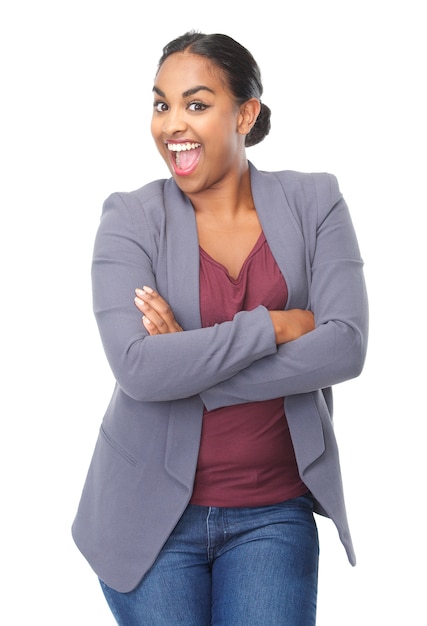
[151,52,247,196]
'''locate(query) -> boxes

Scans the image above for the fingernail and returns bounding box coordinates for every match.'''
[143,286,154,294]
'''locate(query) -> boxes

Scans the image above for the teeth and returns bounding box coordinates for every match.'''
[167,142,201,152]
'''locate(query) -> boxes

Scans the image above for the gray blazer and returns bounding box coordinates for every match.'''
[72,163,368,593]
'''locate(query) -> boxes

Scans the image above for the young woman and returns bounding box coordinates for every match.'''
[72,31,369,625]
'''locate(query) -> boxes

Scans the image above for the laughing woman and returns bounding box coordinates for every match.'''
[72,31,369,625]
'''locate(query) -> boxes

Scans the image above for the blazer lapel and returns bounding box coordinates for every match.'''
[250,164,326,469]
[163,179,204,488]
[163,178,202,330]
[249,163,310,310]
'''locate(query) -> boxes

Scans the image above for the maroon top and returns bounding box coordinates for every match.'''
[190,232,307,507]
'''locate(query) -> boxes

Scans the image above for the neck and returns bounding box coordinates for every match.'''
[188,162,254,218]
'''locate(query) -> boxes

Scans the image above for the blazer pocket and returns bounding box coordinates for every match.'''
[99,424,137,467]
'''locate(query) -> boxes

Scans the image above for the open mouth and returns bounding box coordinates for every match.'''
[167,141,202,175]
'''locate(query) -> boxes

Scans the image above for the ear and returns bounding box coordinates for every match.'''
[237,98,261,136]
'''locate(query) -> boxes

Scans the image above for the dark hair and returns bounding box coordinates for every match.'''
[157,31,271,147]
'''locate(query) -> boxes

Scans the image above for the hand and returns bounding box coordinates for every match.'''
[134,286,183,335]
[269,309,315,345]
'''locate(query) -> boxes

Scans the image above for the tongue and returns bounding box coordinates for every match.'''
[177,147,201,171]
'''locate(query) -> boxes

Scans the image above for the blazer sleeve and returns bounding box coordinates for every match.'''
[91,191,277,402]
[200,174,369,410]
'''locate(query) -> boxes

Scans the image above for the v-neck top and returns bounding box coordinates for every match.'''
[190,232,307,507]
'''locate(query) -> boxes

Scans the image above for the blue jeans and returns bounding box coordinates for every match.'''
[100,494,319,625]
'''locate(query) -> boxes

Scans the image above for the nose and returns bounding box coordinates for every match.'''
[162,108,187,136]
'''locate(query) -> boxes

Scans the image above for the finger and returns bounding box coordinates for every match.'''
[135,288,180,331]
[142,315,160,336]
[134,296,144,313]
[135,287,171,315]
[135,298,169,330]
[136,296,182,334]
[135,287,183,333]
[136,286,164,306]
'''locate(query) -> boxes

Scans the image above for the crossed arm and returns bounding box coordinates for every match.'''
[93,181,368,405]
[134,286,315,345]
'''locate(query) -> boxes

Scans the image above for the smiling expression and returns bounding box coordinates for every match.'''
[151,52,249,197]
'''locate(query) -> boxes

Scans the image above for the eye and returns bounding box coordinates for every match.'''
[153,101,168,113]
[188,101,209,112]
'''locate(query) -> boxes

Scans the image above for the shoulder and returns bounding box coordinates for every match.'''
[105,178,168,216]
[250,163,342,225]
[264,168,340,204]
[99,179,171,239]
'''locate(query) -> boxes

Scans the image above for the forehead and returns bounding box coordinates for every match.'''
[154,52,229,96]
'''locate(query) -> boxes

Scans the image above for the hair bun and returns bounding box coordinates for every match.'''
[245,102,271,147]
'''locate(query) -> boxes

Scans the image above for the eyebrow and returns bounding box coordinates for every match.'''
[152,85,215,98]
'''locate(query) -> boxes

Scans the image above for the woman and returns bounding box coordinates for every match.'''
[72,31,369,625]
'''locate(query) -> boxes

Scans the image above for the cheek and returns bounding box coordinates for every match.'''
[213,124,240,156]
[150,116,164,141]
[214,113,240,146]
[150,123,165,155]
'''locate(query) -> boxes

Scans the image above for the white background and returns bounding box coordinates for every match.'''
[1,1,425,624]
